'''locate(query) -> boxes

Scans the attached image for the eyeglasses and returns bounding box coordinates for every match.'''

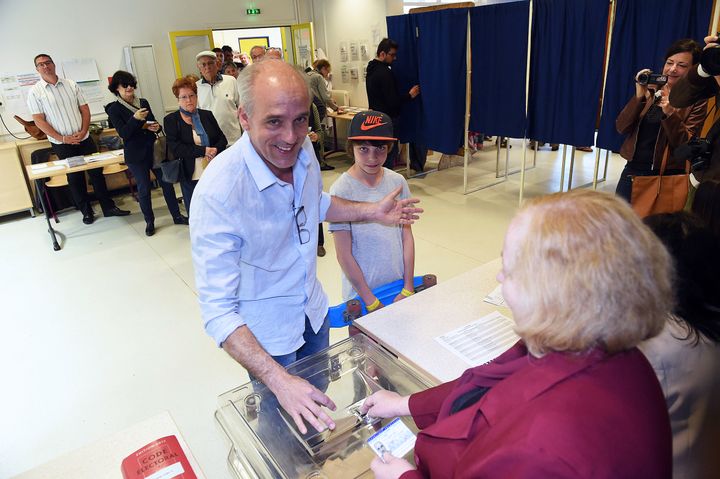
[36,60,53,67]
[198,61,216,68]
[178,93,197,101]
[293,204,310,245]
[120,83,136,88]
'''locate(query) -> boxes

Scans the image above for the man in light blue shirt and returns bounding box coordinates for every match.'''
[190,60,422,436]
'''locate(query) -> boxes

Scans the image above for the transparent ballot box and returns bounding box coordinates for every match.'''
[215,334,434,478]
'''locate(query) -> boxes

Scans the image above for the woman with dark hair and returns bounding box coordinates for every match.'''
[641,211,720,478]
[692,179,720,237]
[615,39,707,203]
[163,76,227,214]
[105,70,187,236]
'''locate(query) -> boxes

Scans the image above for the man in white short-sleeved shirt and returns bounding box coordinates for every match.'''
[195,51,242,145]
[27,53,129,224]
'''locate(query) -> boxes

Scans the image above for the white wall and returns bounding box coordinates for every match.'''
[0,0,311,137]
[311,0,402,108]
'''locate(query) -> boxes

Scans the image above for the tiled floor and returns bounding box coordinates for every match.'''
[0,142,624,478]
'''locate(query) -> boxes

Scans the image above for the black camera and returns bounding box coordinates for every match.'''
[675,137,712,172]
[637,71,668,87]
[700,46,720,76]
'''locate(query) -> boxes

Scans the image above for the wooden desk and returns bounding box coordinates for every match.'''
[0,143,33,217]
[16,129,122,207]
[26,151,125,251]
[355,258,514,384]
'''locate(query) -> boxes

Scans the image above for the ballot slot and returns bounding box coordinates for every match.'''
[216,334,433,479]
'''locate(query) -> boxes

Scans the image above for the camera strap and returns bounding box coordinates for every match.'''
[703,100,720,144]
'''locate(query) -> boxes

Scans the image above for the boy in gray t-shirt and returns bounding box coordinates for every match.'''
[328,111,416,311]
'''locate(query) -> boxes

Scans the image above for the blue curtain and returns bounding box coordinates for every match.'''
[596,0,713,151]
[415,9,469,153]
[386,14,422,144]
[469,1,529,138]
[387,9,468,154]
[527,0,609,146]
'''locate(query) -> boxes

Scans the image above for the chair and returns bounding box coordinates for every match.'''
[102,163,136,201]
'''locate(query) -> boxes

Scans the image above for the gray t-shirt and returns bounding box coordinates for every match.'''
[328,168,410,301]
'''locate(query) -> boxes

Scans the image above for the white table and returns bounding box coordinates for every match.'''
[12,411,206,479]
[355,258,514,384]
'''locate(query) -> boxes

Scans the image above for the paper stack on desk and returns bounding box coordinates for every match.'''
[66,156,86,167]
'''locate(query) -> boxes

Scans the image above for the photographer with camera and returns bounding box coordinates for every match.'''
[615,39,707,203]
[670,35,720,183]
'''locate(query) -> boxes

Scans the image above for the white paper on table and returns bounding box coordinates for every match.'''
[31,164,66,173]
[434,311,519,366]
[54,159,69,167]
[85,152,116,162]
[30,163,48,170]
[483,284,506,307]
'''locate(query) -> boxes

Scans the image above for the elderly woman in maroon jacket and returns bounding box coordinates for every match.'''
[361,190,673,479]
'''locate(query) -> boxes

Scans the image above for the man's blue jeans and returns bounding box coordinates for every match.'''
[272,315,330,368]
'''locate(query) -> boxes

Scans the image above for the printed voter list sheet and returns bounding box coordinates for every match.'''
[435,311,519,366]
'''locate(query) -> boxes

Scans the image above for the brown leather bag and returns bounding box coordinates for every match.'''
[14,115,47,140]
[630,148,690,218]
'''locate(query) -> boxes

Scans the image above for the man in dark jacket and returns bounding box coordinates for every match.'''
[366,38,423,171]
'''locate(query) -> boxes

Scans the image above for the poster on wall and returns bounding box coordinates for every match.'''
[341,64,349,83]
[350,67,359,80]
[60,58,106,115]
[0,73,40,127]
[339,42,348,62]
[360,42,369,61]
[371,25,383,48]
[350,42,359,61]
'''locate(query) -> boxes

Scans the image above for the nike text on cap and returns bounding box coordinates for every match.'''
[347,110,397,141]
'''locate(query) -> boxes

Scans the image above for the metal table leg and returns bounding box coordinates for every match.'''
[35,178,61,251]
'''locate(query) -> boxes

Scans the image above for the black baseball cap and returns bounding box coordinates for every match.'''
[347,110,396,141]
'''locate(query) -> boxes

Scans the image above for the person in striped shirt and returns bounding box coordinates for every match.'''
[27,53,130,224]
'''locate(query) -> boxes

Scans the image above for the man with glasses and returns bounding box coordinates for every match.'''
[190,60,423,438]
[195,51,242,145]
[27,53,130,224]
[250,45,266,63]
[366,38,425,172]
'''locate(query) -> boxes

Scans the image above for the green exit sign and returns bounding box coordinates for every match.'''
[246,8,261,15]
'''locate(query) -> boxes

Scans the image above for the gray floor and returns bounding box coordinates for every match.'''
[0,141,624,478]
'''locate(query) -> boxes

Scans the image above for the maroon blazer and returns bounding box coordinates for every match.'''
[402,343,671,479]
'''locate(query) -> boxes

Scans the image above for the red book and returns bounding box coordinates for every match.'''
[121,435,197,479]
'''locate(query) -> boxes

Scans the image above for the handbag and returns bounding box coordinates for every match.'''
[160,159,181,184]
[159,116,183,184]
[14,115,47,140]
[153,132,167,169]
[630,148,690,218]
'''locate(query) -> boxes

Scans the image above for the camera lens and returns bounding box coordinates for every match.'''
[701,46,720,76]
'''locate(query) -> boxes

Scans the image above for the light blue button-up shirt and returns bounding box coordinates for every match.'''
[190,134,332,355]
